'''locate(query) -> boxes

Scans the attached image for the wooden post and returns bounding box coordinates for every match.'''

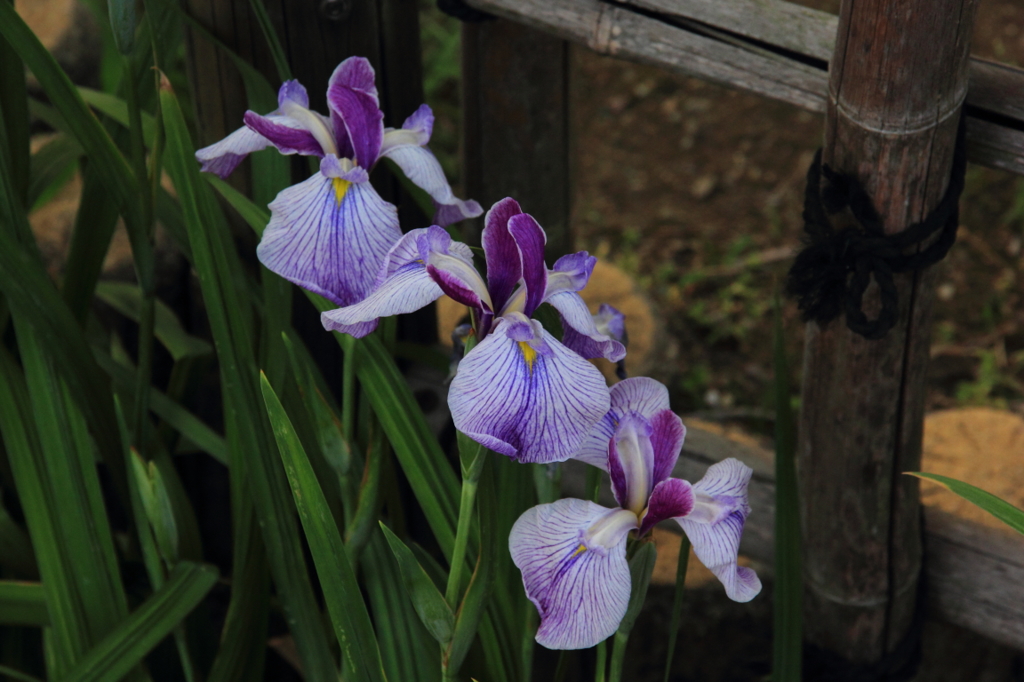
[798,0,978,666]
[461,20,572,258]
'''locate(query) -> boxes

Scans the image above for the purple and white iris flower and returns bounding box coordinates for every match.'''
[195,56,481,311]
[509,377,761,650]
[321,197,627,463]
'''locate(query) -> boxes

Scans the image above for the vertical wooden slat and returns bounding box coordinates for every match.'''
[461,20,571,258]
[799,0,978,665]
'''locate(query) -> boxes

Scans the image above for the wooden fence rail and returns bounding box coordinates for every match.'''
[564,425,1024,652]
[463,0,1024,176]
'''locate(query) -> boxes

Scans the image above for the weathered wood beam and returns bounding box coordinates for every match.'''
[562,424,1024,652]
[462,0,1024,176]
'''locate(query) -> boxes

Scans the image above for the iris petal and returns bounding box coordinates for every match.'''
[326,57,384,168]
[574,377,671,470]
[607,414,655,513]
[481,197,525,313]
[320,226,468,336]
[676,459,761,602]
[546,291,626,362]
[278,80,310,108]
[508,213,548,317]
[639,478,694,536]
[510,499,632,650]
[243,110,325,157]
[195,124,274,179]
[321,261,440,337]
[382,144,482,226]
[448,316,610,464]
[195,80,315,178]
[256,172,400,307]
[426,252,492,311]
[649,410,686,487]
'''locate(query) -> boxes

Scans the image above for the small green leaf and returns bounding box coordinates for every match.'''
[619,542,657,636]
[130,450,180,564]
[61,562,218,682]
[96,281,213,361]
[28,134,81,210]
[907,472,1024,535]
[379,523,455,645]
[77,87,157,146]
[0,581,49,626]
[106,0,136,54]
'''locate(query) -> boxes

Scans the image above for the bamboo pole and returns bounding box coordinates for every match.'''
[798,0,978,665]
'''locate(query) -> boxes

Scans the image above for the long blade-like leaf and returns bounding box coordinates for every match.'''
[96,282,213,361]
[261,372,387,682]
[772,294,801,682]
[0,581,49,626]
[61,562,218,682]
[162,83,337,682]
[379,522,455,645]
[907,472,1024,535]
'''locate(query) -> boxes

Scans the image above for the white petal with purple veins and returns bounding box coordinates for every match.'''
[546,291,626,362]
[320,261,442,336]
[676,458,761,602]
[256,172,400,307]
[426,251,492,311]
[607,414,655,513]
[448,315,610,464]
[381,144,482,226]
[574,377,672,470]
[510,499,634,650]
[195,124,275,179]
[610,377,671,414]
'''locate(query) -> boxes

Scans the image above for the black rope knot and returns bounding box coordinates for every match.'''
[786,115,967,340]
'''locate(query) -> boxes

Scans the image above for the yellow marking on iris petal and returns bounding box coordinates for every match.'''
[519,341,537,373]
[570,544,587,558]
[331,178,351,206]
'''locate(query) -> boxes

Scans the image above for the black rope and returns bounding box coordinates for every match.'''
[436,0,495,22]
[786,115,967,340]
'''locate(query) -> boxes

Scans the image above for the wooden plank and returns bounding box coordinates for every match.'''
[564,423,1024,652]
[463,0,1024,175]
[461,20,572,257]
[625,0,1024,125]
[622,0,837,63]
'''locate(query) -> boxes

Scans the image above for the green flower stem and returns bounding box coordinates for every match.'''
[342,344,356,444]
[608,631,629,682]
[444,435,484,606]
[595,640,608,682]
[520,597,538,682]
[132,296,156,445]
[662,534,691,682]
